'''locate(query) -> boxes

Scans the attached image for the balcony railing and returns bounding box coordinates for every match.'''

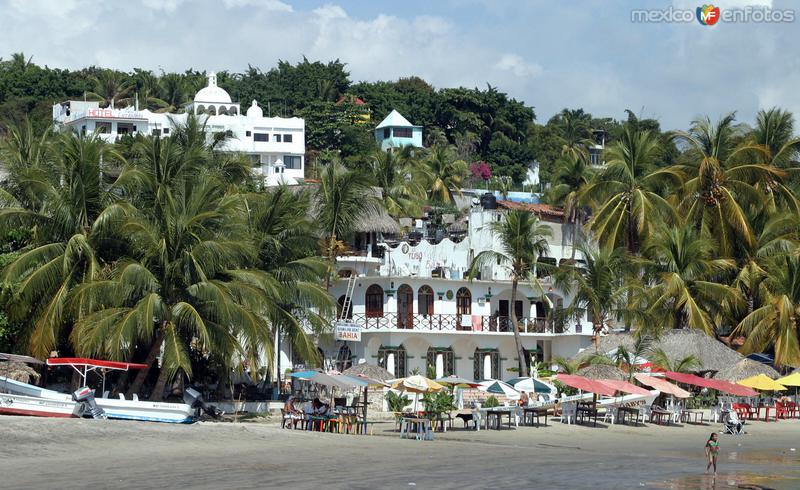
[348,313,578,334]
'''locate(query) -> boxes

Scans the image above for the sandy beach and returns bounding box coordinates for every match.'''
[0,415,798,489]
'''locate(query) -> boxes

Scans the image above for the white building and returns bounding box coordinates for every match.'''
[296,195,594,382]
[52,72,305,185]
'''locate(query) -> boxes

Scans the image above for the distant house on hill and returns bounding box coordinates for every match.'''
[374,109,423,151]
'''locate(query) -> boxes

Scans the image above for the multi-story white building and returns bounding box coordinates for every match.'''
[52,73,305,185]
[303,194,594,382]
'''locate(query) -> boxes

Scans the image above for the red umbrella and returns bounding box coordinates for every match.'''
[600,379,653,396]
[556,374,617,397]
[664,371,758,396]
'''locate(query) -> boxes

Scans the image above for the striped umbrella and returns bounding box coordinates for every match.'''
[478,379,521,400]
[506,377,556,394]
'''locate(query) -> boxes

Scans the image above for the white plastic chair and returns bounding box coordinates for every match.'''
[472,402,483,431]
[604,404,618,424]
[559,402,576,425]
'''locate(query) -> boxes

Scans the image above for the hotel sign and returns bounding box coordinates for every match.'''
[86,108,145,119]
[334,321,361,342]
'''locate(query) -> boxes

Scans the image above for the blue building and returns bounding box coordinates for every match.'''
[374,109,423,151]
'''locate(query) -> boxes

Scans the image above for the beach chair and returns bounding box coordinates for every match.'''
[722,409,744,435]
[603,404,619,425]
[558,402,576,425]
[472,402,484,431]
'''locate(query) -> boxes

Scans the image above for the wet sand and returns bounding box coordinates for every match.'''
[0,416,798,489]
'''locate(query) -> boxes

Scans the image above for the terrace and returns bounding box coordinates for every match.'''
[347,313,582,335]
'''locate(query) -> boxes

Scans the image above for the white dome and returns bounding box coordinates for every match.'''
[265,173,298,187]
[194,72,232,104]
[246,100,263,118]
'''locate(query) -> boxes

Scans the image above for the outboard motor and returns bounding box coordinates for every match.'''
[73,387,106,420]
[183,387,223,419]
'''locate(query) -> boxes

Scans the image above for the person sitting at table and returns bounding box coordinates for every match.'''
[518,391,529,407]
[283,395,302,428]
[312,397,331,416]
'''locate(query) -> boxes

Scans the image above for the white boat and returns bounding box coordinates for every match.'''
[0,392,82,418]
[1,362,197,424]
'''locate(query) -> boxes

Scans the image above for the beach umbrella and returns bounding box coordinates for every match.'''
[506,376,556,394]
[775,372,800,387]
[478,379,521,400]
[737,374,786,392]
[390,375,444,394]
[634,374,691,398]
[289,370,321,380]
[434,375,480,388]
[600,379,652,396]
[555,374,617,397]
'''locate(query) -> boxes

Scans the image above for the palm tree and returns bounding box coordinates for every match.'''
[468,210,552,376]
[672,114,786,256]
[316,159,380,289]
[422,145,468,204]
[649,348,702,373]
[553,109,593,161]
[554,245,629,351]
[552,356,581,374]
[0,132,120,357]
[643,225,737,334]
[749,108,800,213]
[582,126,679,253]
[369,147,425,217]
[86,70,134,108]
[548,154,594,258]
[733,255,800,367]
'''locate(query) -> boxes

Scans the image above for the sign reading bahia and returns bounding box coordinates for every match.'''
[334,322,362,342]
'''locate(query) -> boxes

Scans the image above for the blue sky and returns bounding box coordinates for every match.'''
[1,0,798,129]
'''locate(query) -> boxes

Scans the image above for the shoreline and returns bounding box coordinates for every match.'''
[1,416,798,489]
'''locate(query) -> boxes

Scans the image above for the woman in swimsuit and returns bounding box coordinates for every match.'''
[705,432,719,474]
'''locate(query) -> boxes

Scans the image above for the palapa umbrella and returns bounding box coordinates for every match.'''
[0,361,41,384]
[506,376,556,394]
[576,364,625,381]
[478,379,521,400]
[342,365,393,420]
[635,374,691,398]
[737,374,786,392]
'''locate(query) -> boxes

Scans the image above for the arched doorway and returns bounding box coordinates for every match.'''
[418,285,434,328]
[335,344,352,372]
[426,347,454,378]
[473,348,500,381]
[397,284,413,329]
[365,285,384,317]
[456,287,471,329]
[378,344,406,377]
[337,295,353,320]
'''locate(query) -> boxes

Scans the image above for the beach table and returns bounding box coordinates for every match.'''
[522,407,548,427]
[576,404,599,427]
[399,417,434,441]
[474,407,519,430]
[616,406,641,426]
[649,408,672,426]
[679,410,704,425]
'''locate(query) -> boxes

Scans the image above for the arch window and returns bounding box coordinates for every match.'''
[473,348,500,381]
[418,285,434,317]
[397,284,413,329]
[456,287,472,315]
[335,344,353,372]
[365,285,384,318]
[378,345,406,378]
[207,106,217,115]
[196,105,206,115]
[426,347,454,378]
[218,106,229,115]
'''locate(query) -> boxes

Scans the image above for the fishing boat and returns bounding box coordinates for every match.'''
[0,353,82,418]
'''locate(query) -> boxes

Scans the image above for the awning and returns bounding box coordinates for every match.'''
[600,379,653,396]
[556,374,617,397]
[634,374,691,398]
[46,357,147,371]
[665,371,758,396]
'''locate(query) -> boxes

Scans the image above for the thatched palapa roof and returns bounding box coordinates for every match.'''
[0,361,41,383]
[714,358,780,381]
[353,206,401,234]
[577,364,625,380]
[343,363,394,382]
[591,329,743,373]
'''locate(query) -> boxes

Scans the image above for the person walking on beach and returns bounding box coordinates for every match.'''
[705,433,719,474]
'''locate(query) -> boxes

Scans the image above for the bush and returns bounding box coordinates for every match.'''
[385,390,410,412]
[422,390,454,419]
[483,395,500,408]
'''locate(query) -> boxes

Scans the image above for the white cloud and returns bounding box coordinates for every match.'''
[142,0,186,12]
[222,0,293,12]
[494,54,542,78]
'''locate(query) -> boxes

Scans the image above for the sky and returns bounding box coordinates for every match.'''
[1,0,799,130]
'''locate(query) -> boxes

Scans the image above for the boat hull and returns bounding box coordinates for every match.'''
[0,393,81,418]
[1,375,195,423]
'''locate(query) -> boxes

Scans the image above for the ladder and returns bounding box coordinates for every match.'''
[338,274,357,321]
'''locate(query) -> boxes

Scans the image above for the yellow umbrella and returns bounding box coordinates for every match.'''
[737,374,786,391]
[775,372,800,387]
[390,375,444,394]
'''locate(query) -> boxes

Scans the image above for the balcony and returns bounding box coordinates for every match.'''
[349,313,580,334]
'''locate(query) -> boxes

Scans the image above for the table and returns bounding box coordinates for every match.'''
[650,409,672,426]
[577,405,599,427]
[617,406,641,426]
[522,407,548,427]
[486,409,516,429]
[758,405,777,422]
[399,417,434,441]
[679,410,705,425]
